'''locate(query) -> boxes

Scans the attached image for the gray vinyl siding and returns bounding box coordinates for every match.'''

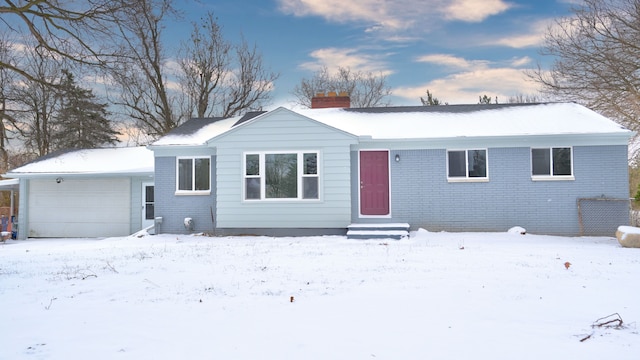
[352,145,629,236]
[154,156,217,234]
[16,179,29,240]
[214,110,357,229]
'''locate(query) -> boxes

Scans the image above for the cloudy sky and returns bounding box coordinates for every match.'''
[171,0,573,106]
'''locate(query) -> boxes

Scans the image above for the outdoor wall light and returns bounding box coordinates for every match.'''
[56,177,63,184]
[395,154,400,162]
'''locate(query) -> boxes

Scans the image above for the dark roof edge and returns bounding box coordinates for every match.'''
[344,102,554,114]
[233,111,268,126]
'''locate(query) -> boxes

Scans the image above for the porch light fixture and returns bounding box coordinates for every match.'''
[395,154,400,162]
[56,177,63,183]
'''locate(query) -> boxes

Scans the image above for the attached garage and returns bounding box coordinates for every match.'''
[4,147,154,239]
[27,178,131,238]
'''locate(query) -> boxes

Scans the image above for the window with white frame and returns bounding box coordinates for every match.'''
[244,151,319,200]
[177,157,210,193]
[447,149,488,180]
[531,147,572,178]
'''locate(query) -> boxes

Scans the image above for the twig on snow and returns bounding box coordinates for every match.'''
[44,297,57,310]
[592,313,624,329]
[579,332,593,342]
[104,261,119,273]
[144,278,161,288]
[579,313,626,342]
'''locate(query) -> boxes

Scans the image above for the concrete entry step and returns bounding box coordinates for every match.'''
[347,223,410,240]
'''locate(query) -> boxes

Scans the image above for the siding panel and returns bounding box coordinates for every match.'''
[215,109,356,229]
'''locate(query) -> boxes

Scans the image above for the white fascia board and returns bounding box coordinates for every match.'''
[352,132,633,150]
[149,145,216,158]
[6,171,154,180]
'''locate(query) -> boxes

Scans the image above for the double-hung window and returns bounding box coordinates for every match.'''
[447,149,488,181]
[244,151,320,200]
[531,147,573,179]
[177,157,210,194]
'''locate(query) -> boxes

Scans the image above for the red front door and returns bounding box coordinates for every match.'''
[359,150,390,216]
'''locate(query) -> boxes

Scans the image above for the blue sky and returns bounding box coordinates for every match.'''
[171,0,574,107]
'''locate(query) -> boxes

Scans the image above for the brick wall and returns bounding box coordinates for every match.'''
[352,145,629,235]
[311,92,350,109]
[154,156,217,234]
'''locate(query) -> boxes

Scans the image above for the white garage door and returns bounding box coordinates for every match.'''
[28,178,131,238]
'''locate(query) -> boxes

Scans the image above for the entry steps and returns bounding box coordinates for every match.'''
[347,223,410,240]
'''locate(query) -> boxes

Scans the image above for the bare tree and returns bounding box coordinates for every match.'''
[0,35,17,172]
[529,0,640,133]
[218,38,278,117]
[507,93,544,104]
[0,0,127,84]
[109,0,179,138]
[292,66,392,108]
[11,46,65,157]
[178,12,278,118]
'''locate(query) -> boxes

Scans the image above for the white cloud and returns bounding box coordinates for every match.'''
[442,0,512,22]
[8,41,28,54]
[399,54,540,104]
[510,56,532,67]
[393,67,542,104]
[299,47,392,75]
[491,20,550,48]
[415,54,489,70]
[278,0,409,30]
[493,32,544,48]
[277,0,513,34]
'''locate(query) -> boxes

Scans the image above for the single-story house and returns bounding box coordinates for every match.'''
[148,96,633,237]
[5,147,154,238]
[4,96,633,239]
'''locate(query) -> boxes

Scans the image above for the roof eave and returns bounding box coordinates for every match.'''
[5,171,154,179]
[147,143,209,151]
[353,132,634,149]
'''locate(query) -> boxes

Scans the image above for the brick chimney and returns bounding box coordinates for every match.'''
[311,91,350,109]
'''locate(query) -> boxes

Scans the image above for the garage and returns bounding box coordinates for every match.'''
[4,147,155,239]
[28,178,131,238]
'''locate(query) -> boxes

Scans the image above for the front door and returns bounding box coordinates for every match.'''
[359,150,390,216]
[142,183,155,229]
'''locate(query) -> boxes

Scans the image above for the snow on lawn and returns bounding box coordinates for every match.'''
[1,230,638,359]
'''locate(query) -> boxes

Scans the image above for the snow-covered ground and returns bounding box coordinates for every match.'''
[1,230,638,359]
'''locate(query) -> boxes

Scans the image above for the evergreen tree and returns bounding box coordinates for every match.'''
[478,94,498,104]
[54,70,120,149]
[420,90,445,106]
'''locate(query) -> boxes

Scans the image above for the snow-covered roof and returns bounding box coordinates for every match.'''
[0,178,19,191]
[298,102,631,139]
[152,117,240,146]
[6,146,154,177]
[149,103,632,147]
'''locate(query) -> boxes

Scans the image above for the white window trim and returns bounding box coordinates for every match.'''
[530,147,575,181]
[243,150,321,202]
[446,148,489,183]
[175,156,211,195]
